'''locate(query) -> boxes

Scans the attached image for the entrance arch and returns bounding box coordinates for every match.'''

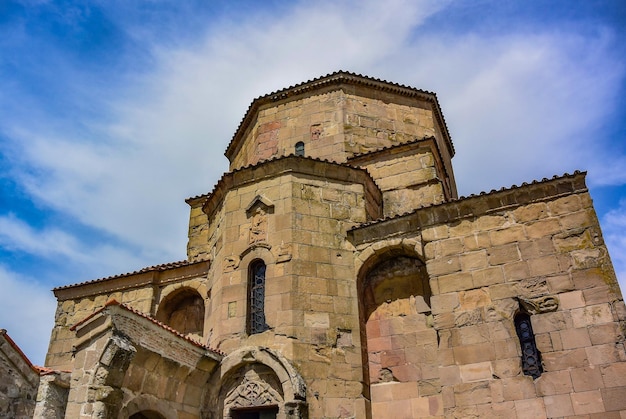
[204,347,307,419]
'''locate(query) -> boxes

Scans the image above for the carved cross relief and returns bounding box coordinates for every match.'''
[224,372,282,413]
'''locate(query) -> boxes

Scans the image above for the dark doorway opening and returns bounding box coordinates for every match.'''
[130,411,166,419]
[231,406,279,419]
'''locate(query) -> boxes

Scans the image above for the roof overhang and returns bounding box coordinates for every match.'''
[224,71,454,163]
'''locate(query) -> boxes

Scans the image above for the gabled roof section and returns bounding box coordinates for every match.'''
[0,329,40,384]
[224,70,454,162]
[70,300,224,358]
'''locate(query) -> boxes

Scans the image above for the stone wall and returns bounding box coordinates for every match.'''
[41,73,626,419]
[228,89,444,171]
[48,262,210,370]
[204,165,375,417]
[0,330,39,419]
[350,173,626,418]
[349,138,452,217]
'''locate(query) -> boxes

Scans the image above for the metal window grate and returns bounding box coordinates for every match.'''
[249,260,268,334]
[515,312,543,379]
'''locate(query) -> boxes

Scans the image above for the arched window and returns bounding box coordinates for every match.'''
[155,288,205,336]
[248,260,268,334]
[295,141,305,157]
[515,312,543,379]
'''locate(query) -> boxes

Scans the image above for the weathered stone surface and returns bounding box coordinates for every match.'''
[38,72,625,419]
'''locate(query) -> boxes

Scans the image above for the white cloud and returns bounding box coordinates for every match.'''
[4,0,452,261]
[0,213,146,279]
[2,1,625,283]
[0,266,56,365]
[0,213,82,259]
[387,30,624,195]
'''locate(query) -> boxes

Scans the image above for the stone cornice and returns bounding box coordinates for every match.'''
[53,260,211,301]
[348,171,588,246]
[224,71,454,163]
[347,136,457,200]
[201,154,383,222]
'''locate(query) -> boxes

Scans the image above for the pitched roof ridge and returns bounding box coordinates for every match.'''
[0,329,35,371]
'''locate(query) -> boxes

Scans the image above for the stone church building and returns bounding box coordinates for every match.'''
[35,72,626,418]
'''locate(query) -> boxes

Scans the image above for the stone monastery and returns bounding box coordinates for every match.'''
[11,72,626,418]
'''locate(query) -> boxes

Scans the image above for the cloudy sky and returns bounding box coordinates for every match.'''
[1,0,625,364]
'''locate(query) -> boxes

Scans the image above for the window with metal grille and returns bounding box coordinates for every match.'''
[248,260,268,334]
[295,141,305,156]
[515,312,543,379]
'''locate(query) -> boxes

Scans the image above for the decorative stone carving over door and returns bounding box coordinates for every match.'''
[224,370,282,417]
[204,347,307,419]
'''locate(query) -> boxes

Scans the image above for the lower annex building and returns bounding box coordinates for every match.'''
[36,72,626,418]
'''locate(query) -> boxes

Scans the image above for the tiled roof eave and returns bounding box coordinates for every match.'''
[349,171,588,233]
[224,71,455,161]
[70,300,224,358]
[53,259,210,295]
[200,153,382,219]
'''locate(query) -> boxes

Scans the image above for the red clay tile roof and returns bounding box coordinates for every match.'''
[0,329,65,375]
[70,300,224,357]
[1,329,34,369]
[224,70,454,161]
[195,153,380,216]
[53,259,207,291]
[350,171,587,230]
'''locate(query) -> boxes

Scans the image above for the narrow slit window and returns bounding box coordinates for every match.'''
[295,141,305,156]
[248,260,268,334]
[515,312,543,379]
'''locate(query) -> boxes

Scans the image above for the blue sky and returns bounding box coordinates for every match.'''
[1,0,625,364]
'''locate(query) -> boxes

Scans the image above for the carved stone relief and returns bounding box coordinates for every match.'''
[224,255,240,272]
[276,242,292,263]
[223,368,284,418]
[517,277,559,314]
[249,208,268,244]
[519,296,559,314]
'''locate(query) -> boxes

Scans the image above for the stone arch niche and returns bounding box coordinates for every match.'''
[204,347,307,419]
[121,394,177,419]
[155,287,205,336]
[357,246,437,415]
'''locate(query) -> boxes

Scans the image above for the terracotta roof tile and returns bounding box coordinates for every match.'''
[53,259,207,291]
[71,300,224,357]
[197,153,376,212]
[225,70,454,160]
[351,171,586,229]
[0,329,34,369]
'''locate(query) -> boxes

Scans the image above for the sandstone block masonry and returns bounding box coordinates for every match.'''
[39,71,625,418]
